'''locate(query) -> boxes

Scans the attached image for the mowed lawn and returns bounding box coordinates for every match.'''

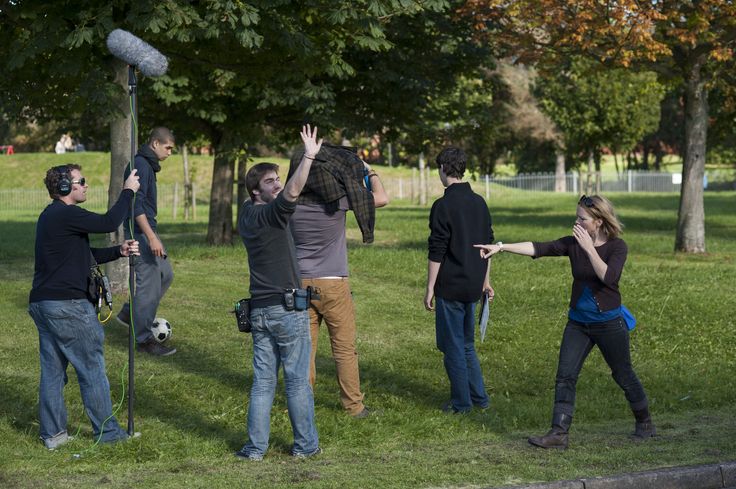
[0,189,734,489]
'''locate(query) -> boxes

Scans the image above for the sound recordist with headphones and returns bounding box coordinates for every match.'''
[29,164,140,449]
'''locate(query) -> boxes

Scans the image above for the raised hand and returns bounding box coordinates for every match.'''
[300,124,323,159]
[572,223,595,252]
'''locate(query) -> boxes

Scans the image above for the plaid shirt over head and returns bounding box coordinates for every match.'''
[288,143,375,243]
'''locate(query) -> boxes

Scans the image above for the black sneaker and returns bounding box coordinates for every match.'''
[441,400,470,414]
[116,314,130,328]
[351,407,374,419]
[137,338,176,356]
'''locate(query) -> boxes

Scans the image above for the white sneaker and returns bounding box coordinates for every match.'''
[44,432,74,450]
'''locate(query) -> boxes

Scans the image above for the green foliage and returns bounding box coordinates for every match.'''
[514,139,558,173]
[707,64,736,167]
[537,58,665,167]
[1,191,735,487]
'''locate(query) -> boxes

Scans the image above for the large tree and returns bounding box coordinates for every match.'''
[462,0,736,253]
[145,0,475,244]
[2,0,491,248]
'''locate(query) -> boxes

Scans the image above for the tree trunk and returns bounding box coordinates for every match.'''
[106,59,132,292]
[613,152,620,176]
[593,149,602,194]
[182,144,192,221]
[206,135,236,245]
[418,152,427,206]
[654,148,663,172]
[675,58,708,253]
[554,150,566,192]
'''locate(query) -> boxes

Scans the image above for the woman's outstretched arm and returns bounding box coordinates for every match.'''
[473,242,535,258]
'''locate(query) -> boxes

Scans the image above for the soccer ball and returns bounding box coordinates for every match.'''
[151,317,172,343]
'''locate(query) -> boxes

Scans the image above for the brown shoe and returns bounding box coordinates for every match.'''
[137,339,176,356]
[632,421,656,439]
[528,428,569,450]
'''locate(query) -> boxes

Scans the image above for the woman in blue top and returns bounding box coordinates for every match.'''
[474,195,655,450]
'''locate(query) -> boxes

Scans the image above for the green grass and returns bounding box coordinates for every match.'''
[0,151,420,193]
[1,189,735,488]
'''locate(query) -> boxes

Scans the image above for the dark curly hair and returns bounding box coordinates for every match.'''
[44,164,81,199]
[435,147,466,178]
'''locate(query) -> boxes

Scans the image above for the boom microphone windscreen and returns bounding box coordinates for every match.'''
[106,29,168,77]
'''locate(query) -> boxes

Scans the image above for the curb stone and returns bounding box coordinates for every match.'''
[491,461,736,489]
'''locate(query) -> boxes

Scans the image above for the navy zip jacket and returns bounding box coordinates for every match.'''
[124,144,159,234]
[29,190,134,303]
[428,182,494,303]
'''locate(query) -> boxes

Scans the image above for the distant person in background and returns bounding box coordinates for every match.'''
[425,147,494,414]
[29,164,140,449]
[474,194,655,450]
[54,136,66,154]
[116,127,177,356]
[63,134,74,153]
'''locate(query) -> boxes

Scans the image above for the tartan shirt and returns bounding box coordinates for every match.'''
[288,143,375,243]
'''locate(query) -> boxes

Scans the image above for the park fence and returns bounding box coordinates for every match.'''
[0,183,198,217]
[383,169,735,203]
[1,170,733,216]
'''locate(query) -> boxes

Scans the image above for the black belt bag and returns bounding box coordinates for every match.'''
[233,298,252,333]
[284,288,309,311]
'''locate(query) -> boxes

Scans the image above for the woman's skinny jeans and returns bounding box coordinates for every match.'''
[553,317,649,418]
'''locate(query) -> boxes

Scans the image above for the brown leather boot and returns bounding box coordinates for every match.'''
[528,413,572,450]
[631,408,656,439]
[632,421,656,439]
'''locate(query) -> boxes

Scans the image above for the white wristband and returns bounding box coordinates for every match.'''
[497,241,504,252]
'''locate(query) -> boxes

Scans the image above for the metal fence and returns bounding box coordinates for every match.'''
[0,184,197,215]
[382,169,736,203]
[1,170,733,215]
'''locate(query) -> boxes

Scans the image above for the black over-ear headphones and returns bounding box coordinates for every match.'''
[54,166,72,196]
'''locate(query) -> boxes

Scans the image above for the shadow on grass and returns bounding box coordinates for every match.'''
[102,325,250,446]
[0,375,39,435]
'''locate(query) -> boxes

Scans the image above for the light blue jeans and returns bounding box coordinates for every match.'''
[29,300,127,447]
[241,305,319,457]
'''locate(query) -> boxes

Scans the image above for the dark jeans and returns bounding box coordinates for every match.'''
[553,317,648,417]
[435,297,489,412]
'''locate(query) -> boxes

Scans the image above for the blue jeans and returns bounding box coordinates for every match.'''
[435,297,489,412]
[241,305,319,457]
[29,300,127,446]
[553,317,649,417]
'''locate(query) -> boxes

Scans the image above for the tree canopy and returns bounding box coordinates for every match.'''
[462,0,736,252]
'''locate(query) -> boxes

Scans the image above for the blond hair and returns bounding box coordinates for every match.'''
[579,194,623,239]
